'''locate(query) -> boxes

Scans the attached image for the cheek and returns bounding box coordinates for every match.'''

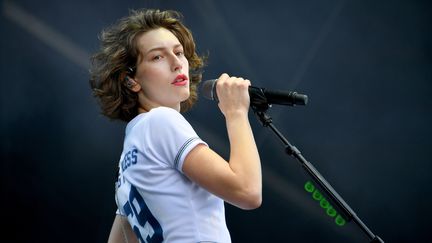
[139,67,164,86]
[182,57,189,70]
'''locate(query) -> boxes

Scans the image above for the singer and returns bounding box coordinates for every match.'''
[89,9,262,243]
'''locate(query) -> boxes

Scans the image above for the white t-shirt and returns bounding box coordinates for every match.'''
[115,107,231,243]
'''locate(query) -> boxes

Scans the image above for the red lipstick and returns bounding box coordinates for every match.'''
[172,74,188,86]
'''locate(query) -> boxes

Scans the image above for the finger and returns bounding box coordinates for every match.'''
[217,73,229,82]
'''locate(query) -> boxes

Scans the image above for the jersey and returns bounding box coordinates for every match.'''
[115,107,231,243]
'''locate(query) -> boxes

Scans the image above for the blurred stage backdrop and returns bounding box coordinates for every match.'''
[1,0,431,242]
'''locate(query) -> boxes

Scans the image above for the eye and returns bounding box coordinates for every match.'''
[175,50,184,57]
[152,55,162,61]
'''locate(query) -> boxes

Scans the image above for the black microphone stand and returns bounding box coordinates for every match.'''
[250,91,384,243]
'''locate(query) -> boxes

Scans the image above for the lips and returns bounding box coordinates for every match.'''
[171,74,188,86]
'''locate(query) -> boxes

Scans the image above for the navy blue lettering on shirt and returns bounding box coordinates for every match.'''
[121,148,138,172]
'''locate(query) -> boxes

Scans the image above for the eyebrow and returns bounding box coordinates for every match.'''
[144,44,183,56]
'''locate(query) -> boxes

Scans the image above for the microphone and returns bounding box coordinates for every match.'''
[201,79,308,108]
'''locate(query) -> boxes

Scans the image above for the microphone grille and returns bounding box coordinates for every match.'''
[200,79,218,101]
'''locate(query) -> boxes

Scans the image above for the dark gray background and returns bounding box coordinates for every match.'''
[2,0,431,242]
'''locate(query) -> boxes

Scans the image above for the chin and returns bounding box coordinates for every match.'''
[181,91,190,101]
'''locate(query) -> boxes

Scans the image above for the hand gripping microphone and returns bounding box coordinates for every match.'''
[201,79,308,110]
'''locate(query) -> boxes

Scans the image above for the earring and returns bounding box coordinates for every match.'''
[125,77,134,88]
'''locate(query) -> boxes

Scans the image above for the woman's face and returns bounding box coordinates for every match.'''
[133,27,190,112]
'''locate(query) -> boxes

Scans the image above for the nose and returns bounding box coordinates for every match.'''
[171,54,183,72]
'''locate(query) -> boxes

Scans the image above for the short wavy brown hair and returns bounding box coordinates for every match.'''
[89,9,205,122]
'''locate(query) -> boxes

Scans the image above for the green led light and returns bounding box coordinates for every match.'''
[320,198,330,209]
[326,206,337,217]
[304,181,315,192]
[335,215,346,226]
[312,190,323,201]
[304,181,346,227]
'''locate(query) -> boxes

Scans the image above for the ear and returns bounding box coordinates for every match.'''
[125,77,141,92]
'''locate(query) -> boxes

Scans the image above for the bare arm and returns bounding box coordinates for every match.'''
[183,73,262,210]
[107,215,139,243]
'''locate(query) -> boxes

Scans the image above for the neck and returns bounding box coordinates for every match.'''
[138,105,149,114]
[137,103,181,113]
